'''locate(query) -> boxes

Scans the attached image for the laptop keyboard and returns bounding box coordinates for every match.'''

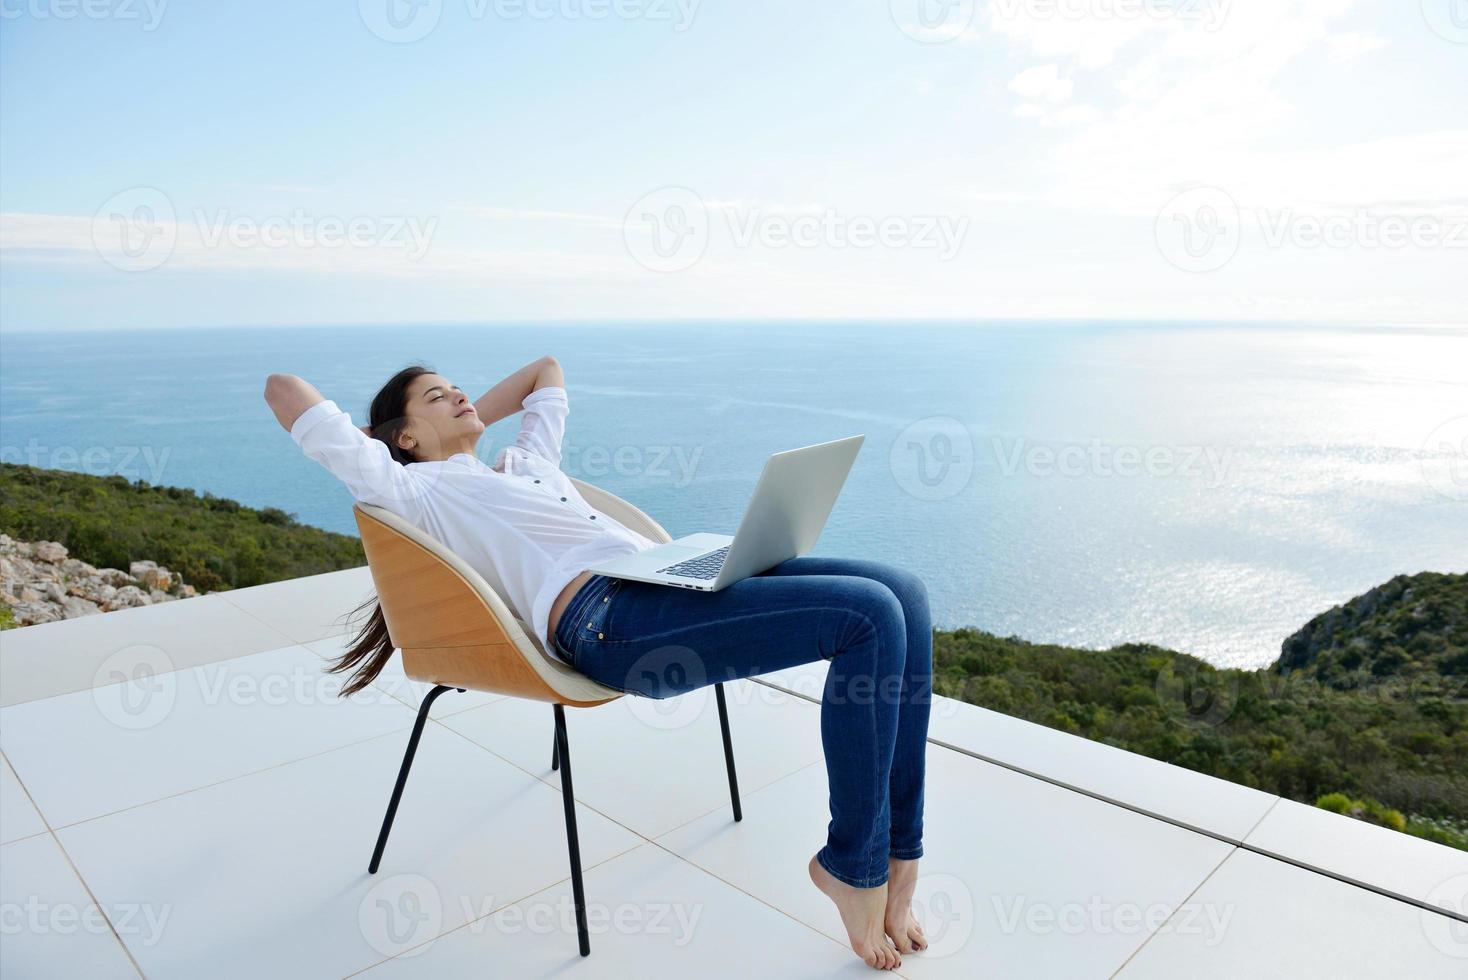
[656,545,731,580]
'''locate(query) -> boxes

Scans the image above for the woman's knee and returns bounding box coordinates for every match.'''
[864,563,930,624]
[833,578,907,650]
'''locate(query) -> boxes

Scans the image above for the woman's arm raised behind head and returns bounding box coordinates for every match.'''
[263,373,328,433]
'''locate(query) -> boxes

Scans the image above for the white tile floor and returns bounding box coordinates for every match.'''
[0,569,1462,979]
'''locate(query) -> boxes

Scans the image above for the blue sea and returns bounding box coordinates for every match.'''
[2,321,1464,670]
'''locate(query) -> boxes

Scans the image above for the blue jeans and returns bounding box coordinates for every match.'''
[552,556,932,889]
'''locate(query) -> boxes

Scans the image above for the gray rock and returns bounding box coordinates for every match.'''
[33,541,68,563]
[62,596,103,619]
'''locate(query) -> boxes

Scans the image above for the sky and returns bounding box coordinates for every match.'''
[0,0,1465,331]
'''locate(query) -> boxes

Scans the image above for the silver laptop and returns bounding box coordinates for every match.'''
[587,434,864,591]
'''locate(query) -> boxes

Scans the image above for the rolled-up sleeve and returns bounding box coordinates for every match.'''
[290,399,429,518]
[513,385,569,467]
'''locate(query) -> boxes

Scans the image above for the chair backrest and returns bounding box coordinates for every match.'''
[352,478,672,706]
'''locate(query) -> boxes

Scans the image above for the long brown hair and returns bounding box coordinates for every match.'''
[327,362,437,698]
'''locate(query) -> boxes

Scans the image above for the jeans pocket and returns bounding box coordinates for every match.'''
[580,578,624,642]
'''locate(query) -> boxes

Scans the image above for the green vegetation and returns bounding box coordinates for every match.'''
[934,572,1467,851]
[0,463,365,593]
[4,462,1463,850]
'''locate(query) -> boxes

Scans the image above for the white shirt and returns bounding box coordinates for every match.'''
[289,385,661,662]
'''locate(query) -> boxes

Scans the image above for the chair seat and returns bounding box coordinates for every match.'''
[351,475,675,706]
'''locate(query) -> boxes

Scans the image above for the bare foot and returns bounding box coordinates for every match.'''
[884,856,928,953]
[808,852,902,971]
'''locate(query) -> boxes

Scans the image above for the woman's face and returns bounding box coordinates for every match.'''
[397,372,484,460]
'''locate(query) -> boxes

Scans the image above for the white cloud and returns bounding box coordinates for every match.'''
[1008,63,1074,103]
[983,0,1463,215]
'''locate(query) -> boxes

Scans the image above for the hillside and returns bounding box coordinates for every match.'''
[933,573,1467,850]
[0,462,364,596]
[1274,571,1467,683]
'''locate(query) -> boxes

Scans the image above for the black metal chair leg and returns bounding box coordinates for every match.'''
[714,682,742,822]
[368,684,454,874]
[553,703,591,956]
[551,729,559,771]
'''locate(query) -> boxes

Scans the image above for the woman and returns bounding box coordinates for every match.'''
[264,355,932,971]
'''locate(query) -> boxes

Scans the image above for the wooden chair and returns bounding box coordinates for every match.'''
[350,479,744,957]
